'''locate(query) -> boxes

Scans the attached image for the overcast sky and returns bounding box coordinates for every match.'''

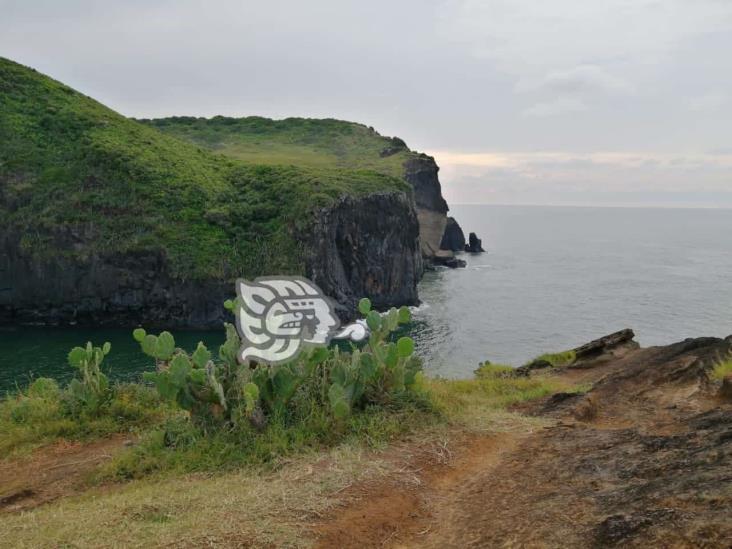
[2,0,731,207]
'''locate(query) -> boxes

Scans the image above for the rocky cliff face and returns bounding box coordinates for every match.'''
[0,229,231,328]
[303,191,421,319]
[0,191,421,328]
[403,155,449,258]
[439,217,466,252]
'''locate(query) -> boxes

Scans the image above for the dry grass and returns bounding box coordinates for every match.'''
[0,373,576,548]
[424,372,573,433]
[1,442,402,548]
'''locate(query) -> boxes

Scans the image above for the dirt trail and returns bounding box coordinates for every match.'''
[314,335,732,548]
[0,435,129,513]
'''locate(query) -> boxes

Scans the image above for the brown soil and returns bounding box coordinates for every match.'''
[314,335,732,548]
[0,435,130,513]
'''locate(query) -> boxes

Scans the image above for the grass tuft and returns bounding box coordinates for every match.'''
[528,350,577,368]
[0,381,169,457]
[711,358,732,380]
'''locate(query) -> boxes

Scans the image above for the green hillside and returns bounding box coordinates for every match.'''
[0,58,408,280]
[140,116,415,179]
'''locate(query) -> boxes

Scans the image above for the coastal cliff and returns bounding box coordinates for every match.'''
[0,191,420,327]
[304,191,421,319]
[0,58,421,327]
[403,154,449,257]
[143,116,456,263]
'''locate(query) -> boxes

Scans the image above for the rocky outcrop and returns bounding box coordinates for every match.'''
[0,230,231,328]
[439,217,466,252]
[432,250,466,269]
[509,333,732,547]
[464,232,485,253]
[403,154,448,258]
[571,328,637,363]
[302,191,421,319]
[517,329,638,375]
[0,192,421,328]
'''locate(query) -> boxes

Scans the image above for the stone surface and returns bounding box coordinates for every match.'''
[439,217,466,252]
[303,191,422,320]
[572,328,638,362]
[720,375,732,400]
[403,154,448,258]
[464,232,485,253]
[0,191,422,327]
[432,250,466,269]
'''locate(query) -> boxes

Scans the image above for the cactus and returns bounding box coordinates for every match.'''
[251,346,329,414]
[137,329,232,423]
[134,328,176,364]
[134,298,423,428]
[327,303,421,419]
[65,341,112,415]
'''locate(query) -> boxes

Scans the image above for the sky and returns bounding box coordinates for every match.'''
[2,0,731,208]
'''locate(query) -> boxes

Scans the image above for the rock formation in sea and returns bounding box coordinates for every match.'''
[465,232,485,253]
[439,217,466,252]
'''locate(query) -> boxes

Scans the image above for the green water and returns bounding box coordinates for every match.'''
[0,324,417,394]
[0,326,224,394]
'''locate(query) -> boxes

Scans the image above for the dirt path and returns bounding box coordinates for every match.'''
[0,435,129,513]
[314,336,732,548]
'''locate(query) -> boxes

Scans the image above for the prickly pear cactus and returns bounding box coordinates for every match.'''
[327,298,421,419]
[65,341,112,415]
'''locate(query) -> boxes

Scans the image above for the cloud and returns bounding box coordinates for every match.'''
[689,92,727,111]
[434,149,732,207]
[533,65,634,95]
[519,64,633,117]
[1,0,732,206]
[522,97,588,117]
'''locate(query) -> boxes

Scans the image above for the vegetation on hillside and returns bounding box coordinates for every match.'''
[0,58,408,279]
[0,296,575,477]
[0,299,432,471]
[140,115,417,179]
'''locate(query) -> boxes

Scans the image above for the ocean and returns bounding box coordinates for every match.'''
[412,204,732,376]
[1,205,730,390]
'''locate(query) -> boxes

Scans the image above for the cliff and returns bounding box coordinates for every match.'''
[403,154,449,257]
[142,116,453,260]
[0,58,420,327]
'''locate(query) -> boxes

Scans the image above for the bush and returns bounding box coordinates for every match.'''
[711,358,732,380]
[474,361,516,379]
[92,298,435,479]
[134,298,424,433]
[526,350,576,368]
[63,341,113,417]
[0,364,168,456]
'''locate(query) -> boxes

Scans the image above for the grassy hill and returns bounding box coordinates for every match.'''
[139,115,416,180]
[0,58,409,281]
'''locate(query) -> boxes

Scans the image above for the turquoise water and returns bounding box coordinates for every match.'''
[1,205,731,390]
[0,327,224,393]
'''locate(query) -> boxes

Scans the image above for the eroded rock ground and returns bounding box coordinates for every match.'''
[315,335,732,548]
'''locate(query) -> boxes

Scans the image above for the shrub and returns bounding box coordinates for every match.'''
[63,341,113,417]
[134,298,423,433]
[474,361,516,379]
[711,358,732,380]
[526,349,576,368]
